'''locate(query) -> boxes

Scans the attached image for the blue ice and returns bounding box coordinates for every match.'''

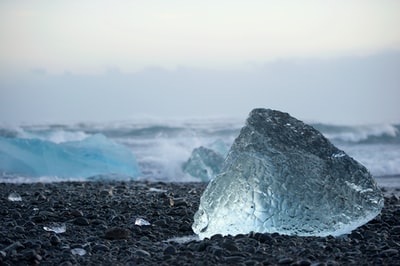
[0,134,141,179]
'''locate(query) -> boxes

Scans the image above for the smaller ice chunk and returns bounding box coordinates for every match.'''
[134,218,151,226]
[7,192,22,201]
[148,187,167,193]
[208,139,229,158]
[43,223,66,234]
[182,140,229,181]
[71,248,86,256]
[164,235,200,243]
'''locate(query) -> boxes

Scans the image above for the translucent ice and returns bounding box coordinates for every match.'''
[7,192,22,201]
[134,218,151,226]
[71,248,86,256]
[182,140,229,181]
[193,108,384,239]
[43,223,66,234]
[0,134,141,179]
[148,187,167,193]
[182,147,224,181]
[208,139,229,158]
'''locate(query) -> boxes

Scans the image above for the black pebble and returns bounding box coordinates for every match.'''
[104,227,131,240]
[225,256,245,264]
[4,241,24,252]
[134,249,151,257]
[74,217,90,226]
[50,235,61,245]
[221,239,239,252]
[92,244,110,252]
[391,225,400,235]
[163,245,176,255]
[20,249,42,262]
[30,215,46,223]
[380,248,399,257]
[59,261,73,266]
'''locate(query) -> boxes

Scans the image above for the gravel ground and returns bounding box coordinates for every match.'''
[0,181,399,265]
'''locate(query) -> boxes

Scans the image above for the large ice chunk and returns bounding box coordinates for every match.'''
[0,134,141,179]
[182,140,229,181]
[193,109,384,239]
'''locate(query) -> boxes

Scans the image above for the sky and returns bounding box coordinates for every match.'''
[0,0,399,125]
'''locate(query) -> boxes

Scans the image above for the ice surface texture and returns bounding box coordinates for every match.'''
[193,109,384,239]
[0,134,141,179]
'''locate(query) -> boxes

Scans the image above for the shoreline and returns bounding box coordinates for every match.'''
[1,181,399,265]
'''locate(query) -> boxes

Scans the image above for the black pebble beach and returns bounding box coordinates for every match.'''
[1,181,399,265]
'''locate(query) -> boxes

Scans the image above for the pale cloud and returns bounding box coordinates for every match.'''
[0,0,399,72]
[0,52,399,125]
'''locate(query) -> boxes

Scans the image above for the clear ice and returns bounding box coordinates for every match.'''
[182,140,229,181]
[0,134,141,179]
[43,223,66,234]
[192,108,384,239]
[134,218,151,226]
[71,248,87,256]
[7,192,22,202]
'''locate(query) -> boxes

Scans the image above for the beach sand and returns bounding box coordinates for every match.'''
[0,181,399,265]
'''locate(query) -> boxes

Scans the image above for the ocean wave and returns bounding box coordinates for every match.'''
[339,143,400,177]
[1,120,399,182]
[0,126,89,143]
[313,123,400,144]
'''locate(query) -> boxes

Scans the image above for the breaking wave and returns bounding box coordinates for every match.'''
[312,123,400,144]
[0,120,399,182]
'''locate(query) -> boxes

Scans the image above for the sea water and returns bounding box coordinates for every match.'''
[0,119,399,186]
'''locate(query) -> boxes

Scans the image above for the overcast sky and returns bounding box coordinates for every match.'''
[0,0,399,125]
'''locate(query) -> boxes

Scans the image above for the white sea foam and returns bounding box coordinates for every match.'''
[0,120,399,184]
[338,143,400,177]
[17,128,89,143]
[320,124,398,143]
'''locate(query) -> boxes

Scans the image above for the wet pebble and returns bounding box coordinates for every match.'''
[134,249,151,257]
[278,257,294,264]
[92,244,110,252]
[30,215,46,223]
[225,255,245,263]
[380,248,398,257]
[63,209,84,217]
[73,217,90,226]
[50,235,61,245]
[163,245,176,255]
[20,249,42,263]
[4,241,24,252]
[221,239,239,252]
[391,226,400,235]
[58,262,73,266]
[104,227,131,240]
[296,259,312,266]
[23,240,42,249]
[14,226,25,233]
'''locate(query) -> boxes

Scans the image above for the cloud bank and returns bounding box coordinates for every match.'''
[0,52,399,125]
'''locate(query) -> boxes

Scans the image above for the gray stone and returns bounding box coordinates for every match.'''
[192,108,384,239]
